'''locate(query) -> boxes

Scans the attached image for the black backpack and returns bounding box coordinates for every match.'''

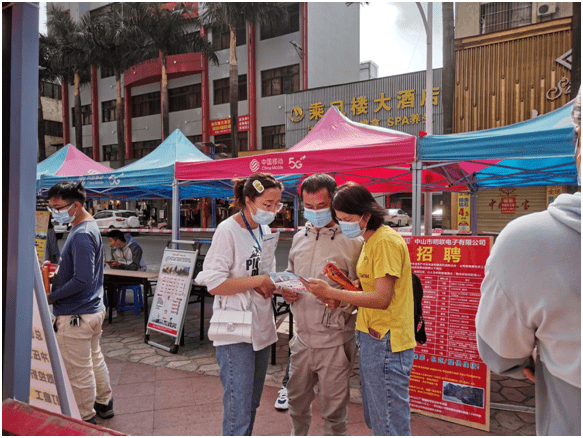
[412,273,427,344]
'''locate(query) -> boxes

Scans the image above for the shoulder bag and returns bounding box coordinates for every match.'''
[208,293,253,344]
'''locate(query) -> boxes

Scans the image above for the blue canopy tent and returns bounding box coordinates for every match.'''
[417,99,577,233]
[39,129,302,241]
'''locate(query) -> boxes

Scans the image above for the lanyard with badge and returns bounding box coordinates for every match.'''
[241,210,263,251]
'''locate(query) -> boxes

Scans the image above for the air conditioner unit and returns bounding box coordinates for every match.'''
[537,2,556,17]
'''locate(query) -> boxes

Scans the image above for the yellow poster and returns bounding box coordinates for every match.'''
[546,186,566,206]
[35,198,50,264]
[457,194,471,232]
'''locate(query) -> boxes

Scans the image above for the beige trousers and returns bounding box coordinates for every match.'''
[287,336,357,436]
[55,310,113,421]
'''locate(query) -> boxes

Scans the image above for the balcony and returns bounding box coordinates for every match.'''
[124,52,204,88]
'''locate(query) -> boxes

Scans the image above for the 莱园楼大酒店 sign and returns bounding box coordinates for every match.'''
[405,236,492,431]
[286,69,443,145]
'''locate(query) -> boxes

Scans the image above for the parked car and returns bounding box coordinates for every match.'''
[385,209,410,227]
[432,209,443,228]
[93,210,140,229]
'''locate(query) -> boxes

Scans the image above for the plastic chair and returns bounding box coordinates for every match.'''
[117,285,144,316]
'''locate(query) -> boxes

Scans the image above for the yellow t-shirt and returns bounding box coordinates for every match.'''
[355,226,416,352]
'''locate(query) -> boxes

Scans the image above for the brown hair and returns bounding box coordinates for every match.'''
[332,182,387,231]
[231,173,283,209]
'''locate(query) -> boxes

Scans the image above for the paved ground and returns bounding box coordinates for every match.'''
[98,295,536,436]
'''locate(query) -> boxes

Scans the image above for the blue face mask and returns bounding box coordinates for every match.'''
[251,206,277,225]
[303,207,332,228]
[51,205,75,224]
[338,216,365,239]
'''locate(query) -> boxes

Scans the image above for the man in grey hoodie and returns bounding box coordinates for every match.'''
[476,90,581,436]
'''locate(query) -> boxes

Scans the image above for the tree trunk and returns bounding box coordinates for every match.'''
[229,24,239,158]
[38,90,47,161]
[161,54,169,141]
[74,70,83,149]
[116,72,125,167]
[442,2,455,135]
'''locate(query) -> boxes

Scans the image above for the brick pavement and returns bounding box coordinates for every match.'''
[98,296,536,435]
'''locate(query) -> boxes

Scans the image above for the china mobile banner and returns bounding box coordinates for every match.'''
[404,236,492,432]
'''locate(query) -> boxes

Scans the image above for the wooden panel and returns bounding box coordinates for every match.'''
[454,20,573,133]
[476,187,547,233]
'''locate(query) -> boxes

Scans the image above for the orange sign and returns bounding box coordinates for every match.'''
[500,197,516,214]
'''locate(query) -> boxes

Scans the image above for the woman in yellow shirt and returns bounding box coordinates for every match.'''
[301,182,416,436]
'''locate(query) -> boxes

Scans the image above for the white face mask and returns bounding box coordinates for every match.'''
[303,207,332,228]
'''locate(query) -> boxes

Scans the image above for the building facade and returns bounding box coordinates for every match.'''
[53,2,360,166]
[444,2,577,233]
[39,80,64,157]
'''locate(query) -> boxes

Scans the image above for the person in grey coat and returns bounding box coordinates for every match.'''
[476,89,581,436]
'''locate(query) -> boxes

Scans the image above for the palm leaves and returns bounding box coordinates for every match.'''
[200,3,286,157]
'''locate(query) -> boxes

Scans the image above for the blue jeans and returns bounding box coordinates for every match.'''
[216,343,271,436]
[357,330,414,436]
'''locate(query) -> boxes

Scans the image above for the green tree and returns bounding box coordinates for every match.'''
[47,4,91,150]
[82,4,144,166]
[200,3,286,157]
[127,2,218,141]
[38,33,61,161]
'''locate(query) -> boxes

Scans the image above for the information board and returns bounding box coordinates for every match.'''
[35,198,51,264]
[147,249,197,338]
[404,236,492,431]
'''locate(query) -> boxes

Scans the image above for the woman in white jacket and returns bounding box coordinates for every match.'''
[195,173,282,436]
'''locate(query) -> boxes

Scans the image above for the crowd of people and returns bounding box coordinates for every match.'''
[43,90,580,435]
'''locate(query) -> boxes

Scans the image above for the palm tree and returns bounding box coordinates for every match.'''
[47,4,92,150]
[126,2,218,141]
[442,2,455,135]
[200,3,286,158]
[81,4,144,166]
[38,33,61,161]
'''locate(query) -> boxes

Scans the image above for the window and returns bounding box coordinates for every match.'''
[187,134,203,145]
[101,64,115,78]
[169,84,201,112]
[260,3,299,40]
[480,2,532,35]
[133,139,160,159]
[131,92,161,118]
[169,31,202,55]
[71,104,92,126]
[212,24,246,50]
[261,125,285,150]
[81,147,93,158]
[44,120,63,137]
[102,99,123,122]
[261,65,299,97]
[103,144,122,161]
[214,75,247,105]
[94,210,113,220]
[214,132,249,155]
[40,81,62,100]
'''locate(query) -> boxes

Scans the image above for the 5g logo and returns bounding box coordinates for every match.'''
[288,156,306,170]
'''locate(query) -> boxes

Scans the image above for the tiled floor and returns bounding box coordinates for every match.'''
[98,298,536,436]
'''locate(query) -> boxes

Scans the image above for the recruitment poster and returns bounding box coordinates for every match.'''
[456,193,471,232]
[404,236,492,431]
[147,249,197,337]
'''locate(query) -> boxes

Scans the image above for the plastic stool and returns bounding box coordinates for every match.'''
[117,285,143,316]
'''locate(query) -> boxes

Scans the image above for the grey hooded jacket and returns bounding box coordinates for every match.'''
[476,192,581,436]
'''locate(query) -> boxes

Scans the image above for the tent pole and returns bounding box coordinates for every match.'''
[470,189,478,236]
[172,179,180,245]
[424,192,433,235]
[293,195,299,231]
[412,161,423,236]
[212,198,217,228]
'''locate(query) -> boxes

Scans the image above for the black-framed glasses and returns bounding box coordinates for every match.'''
[47,202,74,215]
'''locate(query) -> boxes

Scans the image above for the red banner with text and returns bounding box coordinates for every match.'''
[210,115,250,136]
[404,236,492,431]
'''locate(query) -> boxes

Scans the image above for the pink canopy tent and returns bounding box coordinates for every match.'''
[37,144,113,179]
[175,107,422,193]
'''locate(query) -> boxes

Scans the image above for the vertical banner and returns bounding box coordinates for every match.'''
[404,236,492,431]
[35,198,50,263]
[147,249,197,337]
[546,186,567,206]
[457,194,471,232]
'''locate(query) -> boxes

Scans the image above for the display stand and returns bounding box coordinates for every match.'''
[146,248,198,354]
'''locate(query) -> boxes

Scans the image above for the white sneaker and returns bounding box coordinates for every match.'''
[111,310,118,318]
[274,387,289,410]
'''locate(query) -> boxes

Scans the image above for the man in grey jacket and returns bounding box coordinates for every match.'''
[280,174,363,436]
[106,229,147,271]
[476,90,581,436]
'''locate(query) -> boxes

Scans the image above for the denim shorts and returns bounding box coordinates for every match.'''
[357,330,414,436]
